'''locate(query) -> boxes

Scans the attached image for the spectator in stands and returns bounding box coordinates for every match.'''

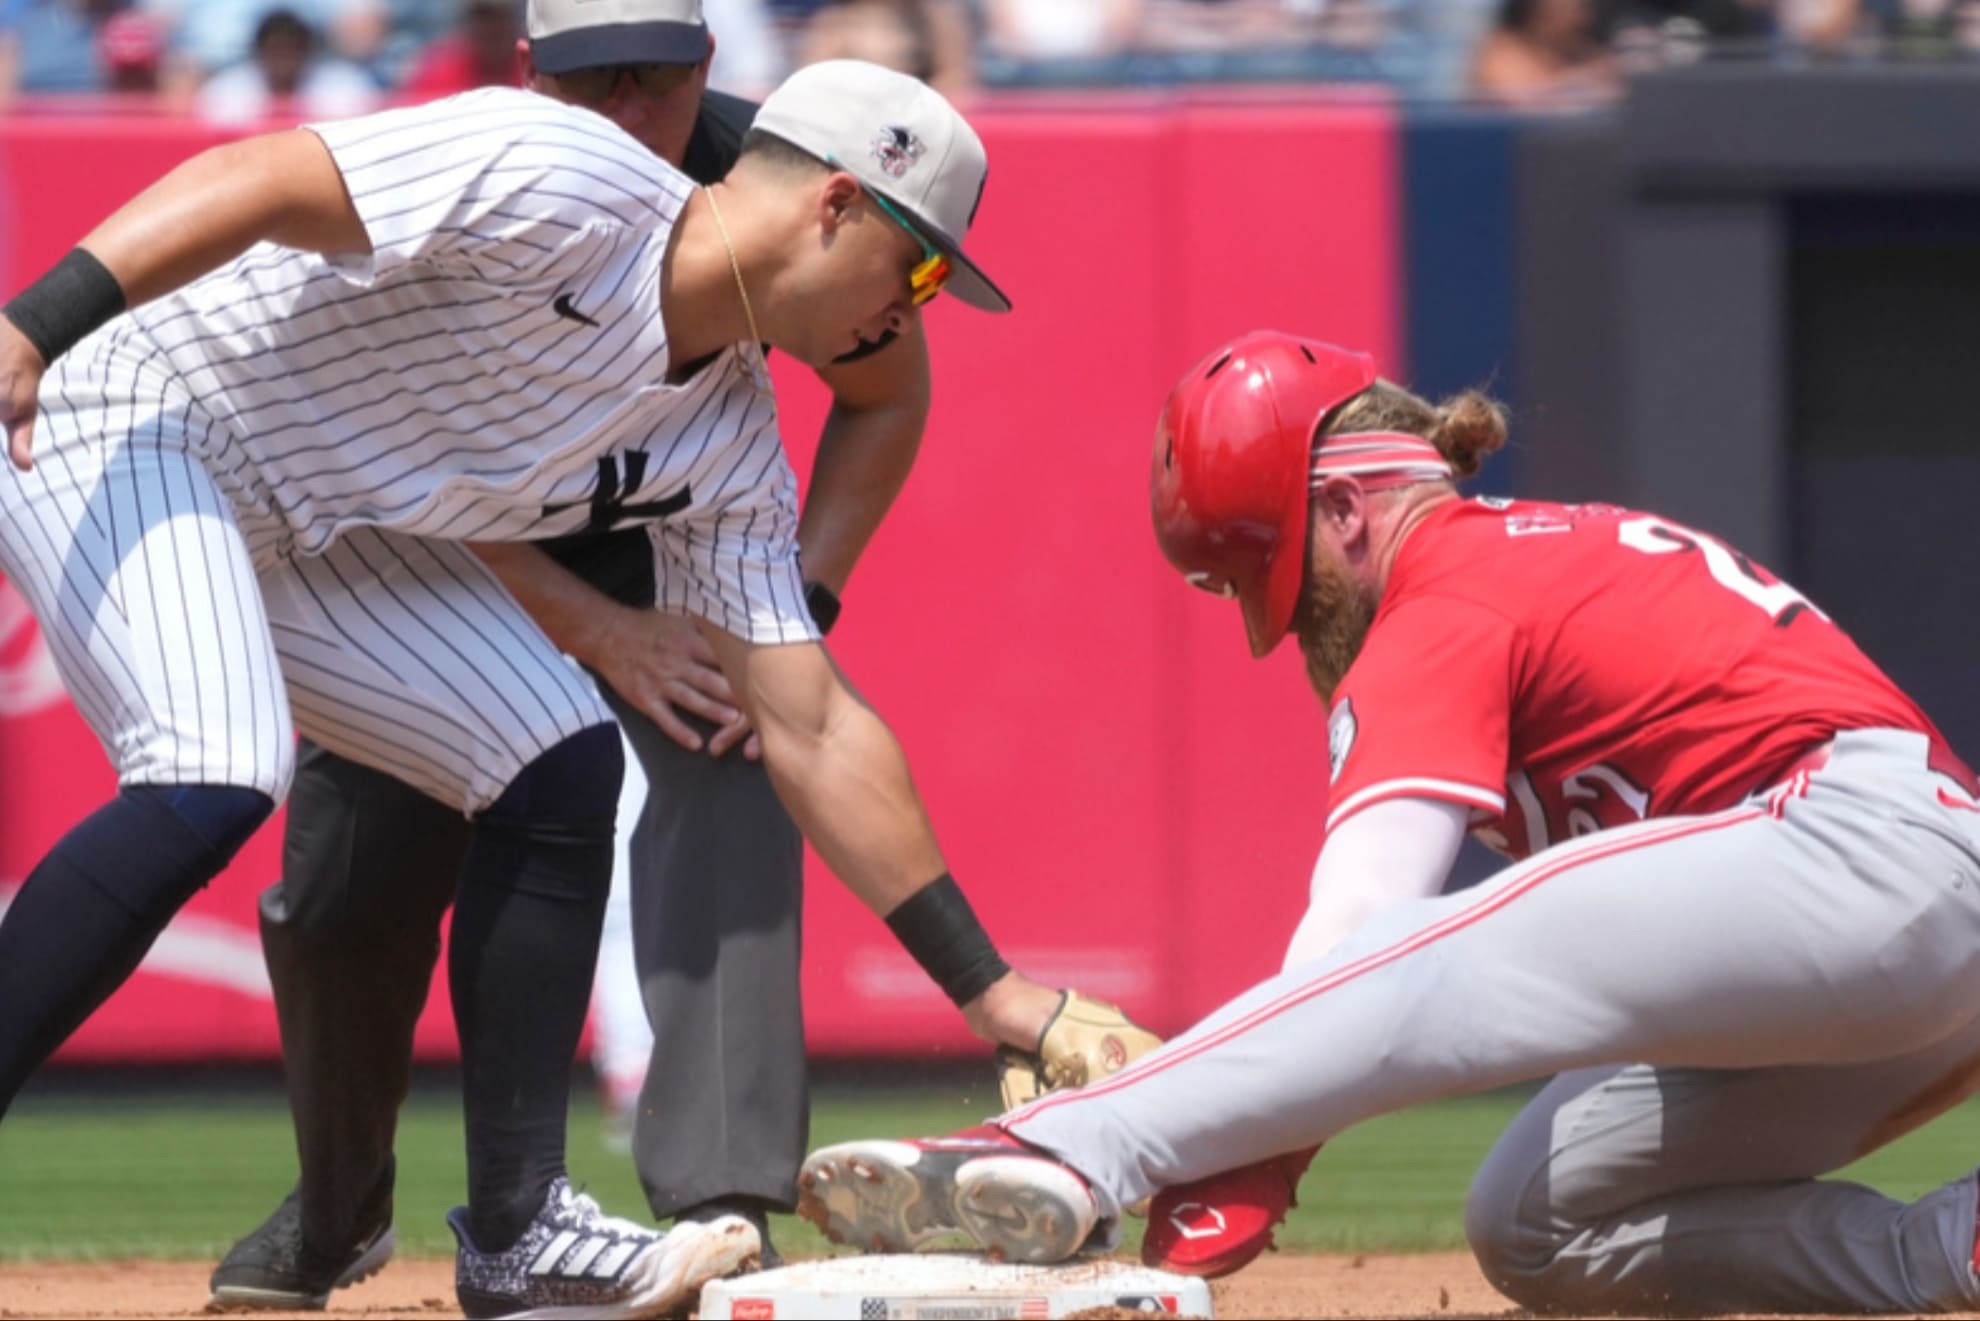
[1956,0,1980,49]
[400,0,516,96]
[795,0,973,95]
[0,0,124,100]
[97,6,164,91]
[1874,0,1941,52]
[1469,0,1619,105]
[1303,0,1395,51]
[1142,0,1415,84]
[1140,0,1306,52]
[1770,0,1864,48]
[139,0,389,80]
[195,5,379,122]
[1596,0,1769,64]
[704,0,783,91]
[359,0,456,85]
[984,0,1144,58]
[977,0,1145,83]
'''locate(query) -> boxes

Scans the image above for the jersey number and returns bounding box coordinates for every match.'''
[1506,761,1650,854]
[1616,516,1822,627]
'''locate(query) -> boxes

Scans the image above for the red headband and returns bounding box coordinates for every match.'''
[1310,430,1453,492]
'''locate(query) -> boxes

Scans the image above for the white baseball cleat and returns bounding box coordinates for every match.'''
[798,1124,1099,1265]
[449,1177,760,1319]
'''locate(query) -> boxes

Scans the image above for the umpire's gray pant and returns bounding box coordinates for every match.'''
[598,680,808,1216]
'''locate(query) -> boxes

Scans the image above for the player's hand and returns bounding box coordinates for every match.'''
[996,988,1164,1110]
[0,317,46,471]
[707,710,763,762]
[592,607,756,755]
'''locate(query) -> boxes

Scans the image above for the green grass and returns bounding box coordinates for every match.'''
[3,1081,1979,1262]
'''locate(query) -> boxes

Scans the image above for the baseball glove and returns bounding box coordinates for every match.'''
[997,990,1163,1111]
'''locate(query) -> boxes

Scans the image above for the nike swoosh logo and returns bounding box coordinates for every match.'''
[553,293,599,327]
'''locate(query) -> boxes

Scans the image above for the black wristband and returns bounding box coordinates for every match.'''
[804,580,842,636]
[3,248,126,366]
[884,873,1010,1008]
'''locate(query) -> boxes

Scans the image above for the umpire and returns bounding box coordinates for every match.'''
[211,0,930,1306]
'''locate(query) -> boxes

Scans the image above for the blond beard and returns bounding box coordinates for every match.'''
[1291,550,1374,707]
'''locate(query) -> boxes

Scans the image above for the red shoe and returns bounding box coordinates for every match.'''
[1141,1147,1318,1278]
[798,1124,1099,1265]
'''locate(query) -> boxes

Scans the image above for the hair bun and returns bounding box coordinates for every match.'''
[1430,392,1508,478]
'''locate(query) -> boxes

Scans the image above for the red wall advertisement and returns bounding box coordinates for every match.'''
[0,93,1399,1061]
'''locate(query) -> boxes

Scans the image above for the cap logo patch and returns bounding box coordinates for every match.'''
[871,124,925,178]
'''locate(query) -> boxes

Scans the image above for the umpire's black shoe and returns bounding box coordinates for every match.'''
[208,1188,396,1311]
[678,1196,782,1271]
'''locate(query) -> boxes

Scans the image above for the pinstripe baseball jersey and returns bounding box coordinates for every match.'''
[85,86,812,645]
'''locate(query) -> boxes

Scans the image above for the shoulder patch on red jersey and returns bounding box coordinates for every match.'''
[1328,697,1358,784]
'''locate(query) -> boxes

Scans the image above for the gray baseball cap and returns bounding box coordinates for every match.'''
[754,60,1011,314]
[526,0,710,75]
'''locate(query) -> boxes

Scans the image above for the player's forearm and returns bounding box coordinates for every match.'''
[760,686,947,916]
[703,630,944,912]
[77,130,369,307]
[468,541,623,668]
[797,332,931,592]
[698,624,1047,1033]
[776,699,1060,1042]
[1281,796,1468,970]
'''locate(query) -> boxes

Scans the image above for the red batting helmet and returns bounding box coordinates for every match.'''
[1151,330,1379,658]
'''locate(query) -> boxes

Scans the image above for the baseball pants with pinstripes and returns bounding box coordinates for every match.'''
[0,367,613,811]
[0,326,634,1247]
[1004,729,1980,1314]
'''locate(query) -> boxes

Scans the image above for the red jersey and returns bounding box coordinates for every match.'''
[1324,497,1968,858]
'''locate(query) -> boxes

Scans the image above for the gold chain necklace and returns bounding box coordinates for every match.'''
[703,185,771,395]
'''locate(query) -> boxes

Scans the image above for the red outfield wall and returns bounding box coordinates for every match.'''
[0,93,1400,1060]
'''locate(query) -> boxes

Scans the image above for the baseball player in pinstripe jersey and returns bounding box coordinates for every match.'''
[204,4,987,1308]
[0,59,1048,1320]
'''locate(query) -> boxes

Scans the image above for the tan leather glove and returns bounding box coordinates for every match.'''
[997,989,1163,1110]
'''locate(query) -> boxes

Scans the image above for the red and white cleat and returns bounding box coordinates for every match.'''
[1141,1147,1319,1278]
[798,1124,1100,1265]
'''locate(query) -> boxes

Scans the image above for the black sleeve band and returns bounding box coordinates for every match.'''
[804,580,842,636]
[2,248,127,367]
[884,873,1010,1008]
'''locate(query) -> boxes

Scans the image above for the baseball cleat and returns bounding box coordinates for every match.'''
[208,1187,395,1311]
[677,1196,785,1272]
[798,1124,1099,1264]
[449,1176,759,1319]
[1141,1146,1318,1278]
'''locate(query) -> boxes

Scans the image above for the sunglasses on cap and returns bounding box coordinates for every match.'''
[555,61,699,106]
[826,155,951,307]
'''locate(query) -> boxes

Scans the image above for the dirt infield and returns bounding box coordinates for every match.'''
[0,1253,1507,1319]
[11,1255,1979,1319]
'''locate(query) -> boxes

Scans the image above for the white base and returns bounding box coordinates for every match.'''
[699,1253,1214,1319]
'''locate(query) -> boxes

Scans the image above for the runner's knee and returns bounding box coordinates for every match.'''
[1464,1144,1580,1310]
